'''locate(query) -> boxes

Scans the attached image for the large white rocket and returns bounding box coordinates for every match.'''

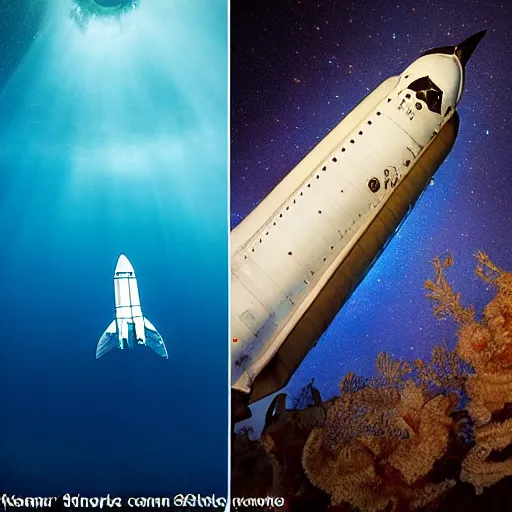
[231,31,486,407]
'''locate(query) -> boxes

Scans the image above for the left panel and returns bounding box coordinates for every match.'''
[0,0,228,508]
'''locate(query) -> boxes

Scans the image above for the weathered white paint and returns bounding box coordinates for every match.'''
[232,50,465,399]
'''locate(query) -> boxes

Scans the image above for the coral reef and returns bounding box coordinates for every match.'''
[301,363,457,511]
[425,253,512,495]
[426,253,512,422]
[231,252,512,511]
[460,417,512,494]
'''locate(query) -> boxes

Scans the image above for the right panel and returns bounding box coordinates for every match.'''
[230,1,507,511]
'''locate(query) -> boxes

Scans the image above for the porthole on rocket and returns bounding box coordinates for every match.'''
[368,178,381,193]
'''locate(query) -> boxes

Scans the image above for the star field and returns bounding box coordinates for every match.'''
[231,0,512,427]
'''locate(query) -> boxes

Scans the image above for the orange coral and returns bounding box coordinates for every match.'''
[483,292,512,369]
[426,253,512,425]
[425,255,475,324]
[375,352,411,386]
[456,322,492,369]
[302,429,388,511]
[465,370,512,425]
[414,342,469,391]
[302,365,457,511]
[388,382,457,484]
[426,252,512,496]
[461,417,512,494]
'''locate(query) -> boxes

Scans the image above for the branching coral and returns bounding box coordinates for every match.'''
[302,429,387,511]
[302,365,457,511]
[464,370,512,425]
[388,383,457,484]
[425,254,476,325]
[425,253,512,423]
[303,422,456,511]
[461,417,512,494]
[374,352,412,388]
[322,385,406,452]
[425,252,512,495]
[413,342,472,400]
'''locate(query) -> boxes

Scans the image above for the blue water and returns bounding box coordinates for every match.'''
[0,0,228,498]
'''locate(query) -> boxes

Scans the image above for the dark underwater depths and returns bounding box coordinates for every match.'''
[0,0,227,498]
[231,0,512,431]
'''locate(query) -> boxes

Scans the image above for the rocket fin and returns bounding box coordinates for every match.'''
[144,317,168,359]
[96,320,118,359]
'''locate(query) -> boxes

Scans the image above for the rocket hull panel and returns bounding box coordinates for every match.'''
[232,76,400,253]
[244,111,459,403]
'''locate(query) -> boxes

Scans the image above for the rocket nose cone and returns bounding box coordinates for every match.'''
[115,253,134,274]
[455,30,486,68]
[421,30,486,68]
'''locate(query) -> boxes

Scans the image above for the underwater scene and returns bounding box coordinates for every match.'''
[231,0,512,510]
[0,0,228,504]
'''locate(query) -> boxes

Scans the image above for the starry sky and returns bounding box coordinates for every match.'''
[231,0,512,431]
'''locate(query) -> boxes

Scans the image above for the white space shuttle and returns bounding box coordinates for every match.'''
[96,254,168,359]
[231,31,486,408]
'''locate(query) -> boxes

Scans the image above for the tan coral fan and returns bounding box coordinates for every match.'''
[302,358,457,511]
[426,252,512,493]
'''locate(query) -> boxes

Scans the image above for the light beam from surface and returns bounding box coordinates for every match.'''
[0,0,227,247]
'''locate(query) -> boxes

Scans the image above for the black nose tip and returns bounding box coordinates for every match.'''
[421,30,486,68]
[455,30,487,68]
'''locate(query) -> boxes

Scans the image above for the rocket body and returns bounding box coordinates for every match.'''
[114,253,145,348]
[96,254,168,359]
[231,32,485,404]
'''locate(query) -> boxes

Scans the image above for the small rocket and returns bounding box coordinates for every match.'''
[96,254,168,359]
[231,31,486,407]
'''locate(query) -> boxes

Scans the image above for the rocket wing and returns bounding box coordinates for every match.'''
[96,320,118,359]
[144,317,168,359]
